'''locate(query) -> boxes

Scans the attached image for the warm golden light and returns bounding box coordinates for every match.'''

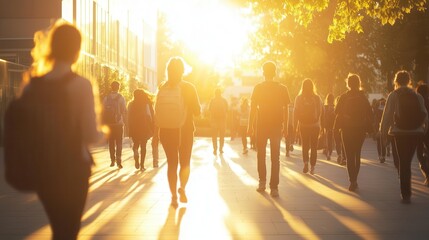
[158,0,255,70]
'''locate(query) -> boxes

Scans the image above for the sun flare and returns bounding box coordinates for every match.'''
[159,0,255,70]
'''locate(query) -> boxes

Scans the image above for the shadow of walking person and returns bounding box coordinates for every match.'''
[158,207,187,240]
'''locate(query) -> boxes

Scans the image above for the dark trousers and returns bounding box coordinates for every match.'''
[377,134,387,158]
[285,124,295,153]
[300,126,320,166]
[239,125,248,150]
[160,128,193,198]
[37,165,90,240]
[211,120,226,152]
[416,135,429,180]
[256,127,282,189]
[341,129,366,183]
[334,129,344,160]
[394,135,420,199]
[108,125,123,163]
[132,138,148,165]
[325,128,334,156]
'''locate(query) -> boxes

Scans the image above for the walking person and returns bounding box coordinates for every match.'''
[155,57,201,207]
[380,70,427,202]
[322,93,336,160]
[5,21,103,240]
[335,74,373,191]
[294,79,323,174]
[239,97,250,154]
[103,81,127,169]
[415,83,429,186]
[208,88,228,155]
[128,89,155,171]
[248,61,290,197]
[374,98,388,163]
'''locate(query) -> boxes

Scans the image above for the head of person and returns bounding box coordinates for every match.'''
[394,70,411,88]
[214,88,222,98]
[346,73,361,91]
[111,81,120,92]
[48,23,82,64]
[325,93,334,105]
[300,78,316,96]
[166,57,185,84]
[262,61,276,80]
[417,83,429,99]
[133,89,145,102]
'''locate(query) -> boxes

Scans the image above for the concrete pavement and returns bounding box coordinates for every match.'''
[1,137,429,240]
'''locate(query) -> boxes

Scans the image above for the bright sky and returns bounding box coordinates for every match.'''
[158,0,256,71]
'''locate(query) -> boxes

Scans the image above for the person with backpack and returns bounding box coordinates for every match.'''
[333,96,346,165]
[380,71,428,203]
[248,61,290,197]
[322,93,336,160]
[416,83,429,187]
[103,81,127,169]
[4,21,103,240]
[294,79,323,174]
[128,89,155,171]
[155,57,201,208]
[335,74,374,192]
[208,88,228,155]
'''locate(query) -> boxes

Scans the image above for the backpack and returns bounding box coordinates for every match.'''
[341,92,373,131]
[298,95,319,124]
[4,73,85,192]
[394,88,426,130]
[103,94,121,124]
[154,82,187,129]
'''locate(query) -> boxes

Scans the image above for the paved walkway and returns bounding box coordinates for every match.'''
[1,137,429,240]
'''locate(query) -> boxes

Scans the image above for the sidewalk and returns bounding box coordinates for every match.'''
[1,137,429,240]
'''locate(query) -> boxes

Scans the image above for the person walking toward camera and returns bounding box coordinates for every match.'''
[248,61,290,197]
[209,88,228,155]
[380,70,428,203]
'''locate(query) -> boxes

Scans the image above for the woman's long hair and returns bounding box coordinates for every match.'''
[299,78,317,96]
[132,88,154,106]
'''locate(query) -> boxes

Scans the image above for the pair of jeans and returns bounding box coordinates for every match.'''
[108,125,123,163]
[160,128,194,198]
[394,135,420,198]
[132,138,148,166]
[256,127,282,190]
[376,134,387,158]
[300,126,320,167]
[324,128,334,156]
[211,119,226,152]
[341,128,366,183]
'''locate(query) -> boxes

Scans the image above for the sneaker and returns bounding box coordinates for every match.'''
[110,161,115,167]
[117,164,123,169]
[256,184,266,192]
[153,162,159,168]
[219,149,224,154]
[140,167,146,171]
[340,160,347,166]
[243,149,248,154]
[270,189,279,197]
[178,188,188,203]
[303,163,309,173]
[348,182,358,191]
[379,157,386,163]
[290,145,294,152]
[135,160,140,169]
[213,150,217,155]
[310,166,315,175]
